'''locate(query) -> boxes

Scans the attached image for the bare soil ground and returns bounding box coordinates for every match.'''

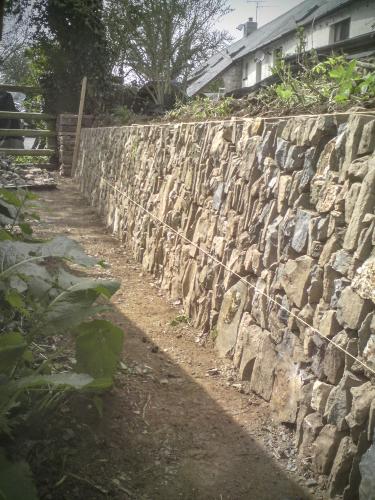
[29,179,320,500]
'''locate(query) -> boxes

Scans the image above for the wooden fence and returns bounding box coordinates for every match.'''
[0,84,56,162]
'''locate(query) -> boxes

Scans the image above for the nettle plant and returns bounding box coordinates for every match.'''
[313,55,375,102]
[0,188,123,499]
[267,26,375,109]
[271,53,375,108]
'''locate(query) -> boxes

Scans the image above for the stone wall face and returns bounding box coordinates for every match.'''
[222,61,243,92]
[76,114,375,498]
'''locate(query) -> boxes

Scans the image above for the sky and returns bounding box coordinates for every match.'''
[216,0,305,39]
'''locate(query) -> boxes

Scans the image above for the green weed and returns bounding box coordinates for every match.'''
[170,314,190,326]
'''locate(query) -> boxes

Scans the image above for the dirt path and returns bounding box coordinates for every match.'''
[33,179,317,500]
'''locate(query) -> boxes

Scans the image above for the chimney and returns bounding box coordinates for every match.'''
[236,17,258,38]
[243,17,257,37]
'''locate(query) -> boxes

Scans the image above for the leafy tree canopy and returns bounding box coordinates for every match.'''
[105,0,232,106]
[5,0,111,114]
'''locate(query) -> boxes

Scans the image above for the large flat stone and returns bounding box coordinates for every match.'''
[311,380,333,414]
[344,157,375,251]
[346,382,375,429]
[337,286,373,330]
[313,424,345,474]
[216,280,248,357]
[280,255,315,308]
[328,436,357,497]
[352,256,375,304]
[291,209,314,253]
[359,443,375,500]
[250,331,277,401]
[271,354,303,424]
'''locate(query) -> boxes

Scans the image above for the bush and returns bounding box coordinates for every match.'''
[261,53,375,111]
[111,105,136,125]
[167,96,235,121]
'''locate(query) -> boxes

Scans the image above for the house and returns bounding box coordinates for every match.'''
[187,0,375,97]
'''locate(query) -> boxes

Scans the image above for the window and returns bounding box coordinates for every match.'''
[331,18,350,43]
[243,61,249,81]
[256,61,262,83]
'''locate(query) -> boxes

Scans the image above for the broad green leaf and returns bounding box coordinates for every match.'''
[0,230,12,241]
[0,451,38,500]
[43,279,120,333]
[24,192,38,201]
[5,290,27,314]
[9,276,27,293]
[22,350,34,363]
[19,224,33,236]
[14,372,94,391]
[75,320,124,379]
[83,377,113,391]
[0,396,19,436]
[0,190,23,208]
[0,236,97,275]
[38,237,97,266]
[0,333,27,376]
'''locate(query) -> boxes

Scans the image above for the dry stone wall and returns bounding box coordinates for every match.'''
[76,114,375,499]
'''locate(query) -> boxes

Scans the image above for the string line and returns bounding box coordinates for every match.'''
[83,172,375,377]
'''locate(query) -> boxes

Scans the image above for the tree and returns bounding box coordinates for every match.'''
[0,0,5,39]
[0,8,32,71]
[5,0,111,114]
[0,46,29,84]
[105,0,231,107]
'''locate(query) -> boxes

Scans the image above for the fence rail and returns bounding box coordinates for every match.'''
[0,110,55,121]
[0,84,57,161]
[0,84,42,95]
[0,129,55,137]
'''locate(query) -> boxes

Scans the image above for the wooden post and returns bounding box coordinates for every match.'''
[71,76,87,177]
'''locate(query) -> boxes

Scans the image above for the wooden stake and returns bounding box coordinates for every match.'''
[71,76,87,176]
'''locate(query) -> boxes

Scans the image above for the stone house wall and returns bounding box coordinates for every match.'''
[221,61,243,93]
[75,114,375,498]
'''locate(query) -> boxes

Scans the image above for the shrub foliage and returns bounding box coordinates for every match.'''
[0,187,123,499]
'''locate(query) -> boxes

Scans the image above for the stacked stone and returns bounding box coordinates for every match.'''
[76,113,375,498]
[57,114,93,177]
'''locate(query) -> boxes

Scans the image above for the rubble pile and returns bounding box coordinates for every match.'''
[0,157,57,188]
[76,113,375,498]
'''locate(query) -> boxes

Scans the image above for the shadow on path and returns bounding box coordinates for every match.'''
[33,180,312,500]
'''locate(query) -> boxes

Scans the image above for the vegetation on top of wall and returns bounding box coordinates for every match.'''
[166,96,235,121]
[268,54,375,108]
[165,54,375,122]
[0,184,124,498]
